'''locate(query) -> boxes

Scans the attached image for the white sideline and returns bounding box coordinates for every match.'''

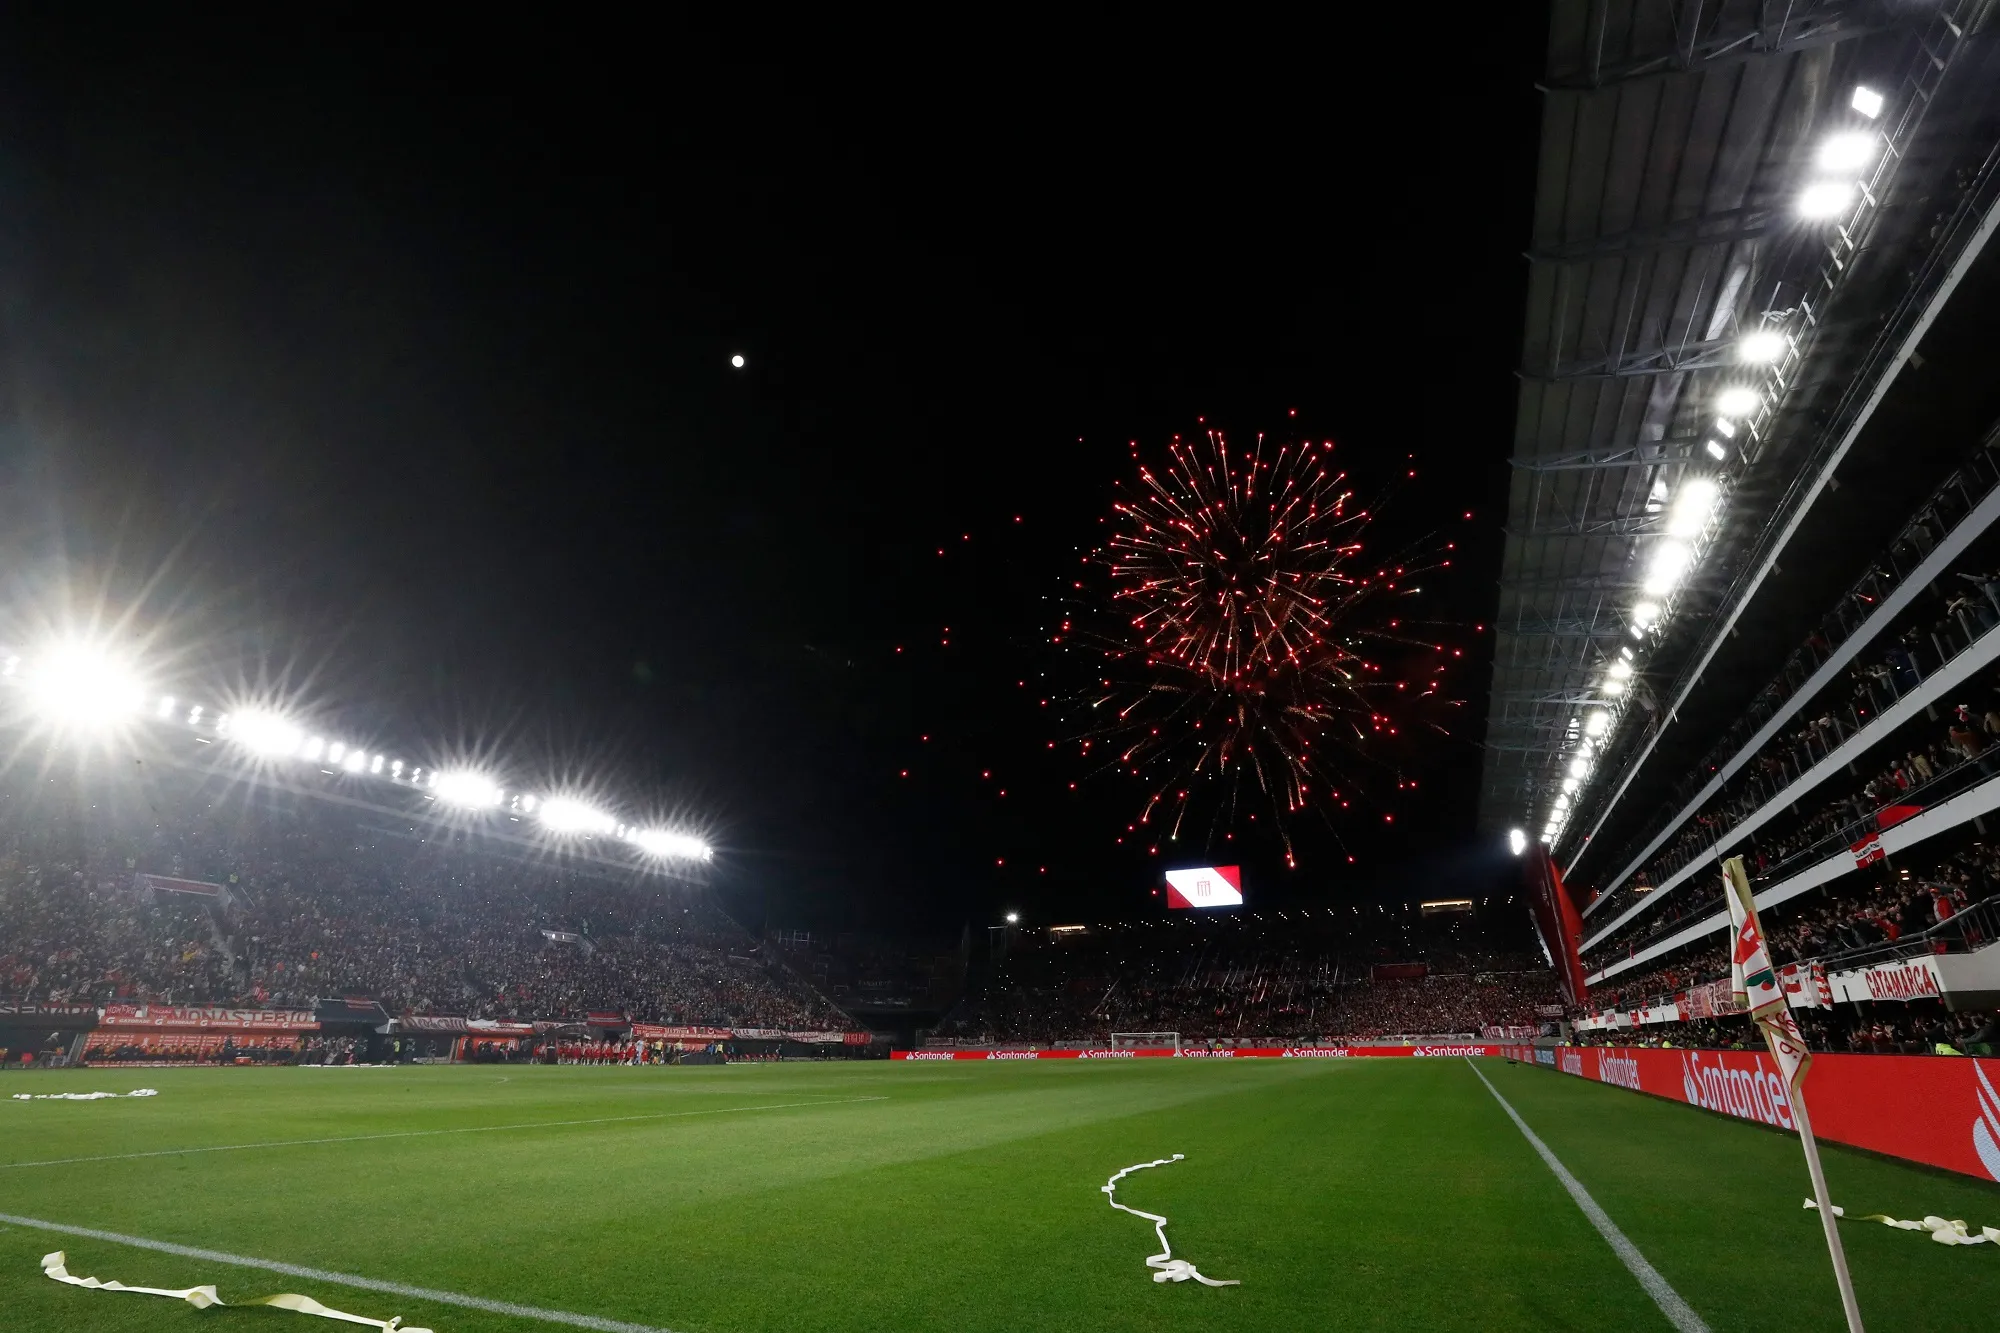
[1,1096,888,1170]
[2,1209,678,1333]
[1466,1060,1710,1333]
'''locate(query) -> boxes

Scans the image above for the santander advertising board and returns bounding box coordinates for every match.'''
[1164,865,1243,909]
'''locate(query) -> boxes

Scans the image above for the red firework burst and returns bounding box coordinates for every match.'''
[1061,428,1458,862]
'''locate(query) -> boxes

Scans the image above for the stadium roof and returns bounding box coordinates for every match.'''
[1482,1,2000,885]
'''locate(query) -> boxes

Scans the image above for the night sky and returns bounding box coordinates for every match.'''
[0,15,1545,934]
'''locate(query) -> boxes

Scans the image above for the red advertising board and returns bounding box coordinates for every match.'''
[1503,1044,2000,1184]
[892,1044,1499,1061]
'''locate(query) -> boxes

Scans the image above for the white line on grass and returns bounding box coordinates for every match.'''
[1465,1060,1710,1333]
[0,1209,679,1333]
[0,1096,888,1170]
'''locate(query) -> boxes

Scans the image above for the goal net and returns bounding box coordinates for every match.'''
[1108,1032,1180,1052]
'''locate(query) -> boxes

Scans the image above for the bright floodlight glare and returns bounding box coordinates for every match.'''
[1737,329,1787,364]
[1568,757,1590,779]
[1561,776,1580,794]
[1584,709,1611,737]
[1643,539,1693,595]
[1607,659,1633,680]
[229,710,303,757]
[342,749,365,772]
[630,828,712,861]
[730,354,746,368]
[538,797,617,835]
[1798,179,1857,219]
[24,644,145,729]
[1817,132,1878,173]
[156,695,175,718]
[1005,911,1021,923]
[328,741,346,763]
[1666,478,1720,539]
[434,771,503,809]
[1705,439,1728,461]
[1507,828,1527,857]
[1851,86,1884,119]
[1715,386,1761,418]
[301,736,324,761]
[1632,601,1661,628]
[370,754,384,774]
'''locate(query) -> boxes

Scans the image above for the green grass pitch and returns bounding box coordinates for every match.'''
[2,1058,1996,1331]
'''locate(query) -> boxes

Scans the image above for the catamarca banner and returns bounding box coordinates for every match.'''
[1508,1044,2000,1183]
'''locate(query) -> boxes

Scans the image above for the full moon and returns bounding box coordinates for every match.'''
[730,354,745,368]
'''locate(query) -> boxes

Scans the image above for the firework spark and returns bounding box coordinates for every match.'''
[1059,428,1458,863]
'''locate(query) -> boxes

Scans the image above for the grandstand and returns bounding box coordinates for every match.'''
[1484,0,2000,1061]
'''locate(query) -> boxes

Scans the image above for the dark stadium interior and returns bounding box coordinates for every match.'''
[6,9,2000,1330]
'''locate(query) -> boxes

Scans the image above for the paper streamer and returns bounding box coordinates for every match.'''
[1804,1199,2000,1246]
[41,1251,434,1330]
[1101,1155,1239,1286]
[13,1089,158,1101]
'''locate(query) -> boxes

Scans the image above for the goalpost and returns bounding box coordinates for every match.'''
[1108,1031,1180,1053]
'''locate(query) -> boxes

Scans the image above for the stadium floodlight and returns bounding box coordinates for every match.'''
[23,643,146,729]
[229,710,303,757]
[342,748,365,773]
[1798,179,1857,219]
[538,797,617,835]
[1631,601,1660,629]
[1715,386,1761,418]
[370,754,384,774]
[1817,132,1878,173]
[301,736,324,761]
[1568,757,1590,779]
[1607,659,1633,680]
[1705,439,1728,461]
[328,742,346,763]
[157,695,176,719]
[1005,911,1020,924]
[1584,709,1611,737]
[1666,478,1720,539]
[390,759,404,777]
[1851,86,1884,119]
[1507,828,1527,857]
[1642,539,1693,595]
[1737,329,1787,364]
[1,655,16,676]
[629,827,712,861]
[1561,776,1579,794]
[434,771,503,809]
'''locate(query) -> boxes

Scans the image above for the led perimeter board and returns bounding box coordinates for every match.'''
[1164,865,1243,909]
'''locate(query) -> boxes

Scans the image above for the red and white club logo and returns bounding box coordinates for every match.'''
[1164,865,1243,909]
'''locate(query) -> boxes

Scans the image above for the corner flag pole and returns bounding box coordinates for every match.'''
[1790,1091,1864,1332]
[1721,857,1863,1333]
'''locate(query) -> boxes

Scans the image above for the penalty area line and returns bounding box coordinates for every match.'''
[1465,1059,1710,1333]
[0,1209,678,1333]
[0,1096,889,1170]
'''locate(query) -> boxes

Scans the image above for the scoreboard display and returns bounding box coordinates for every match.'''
[1164,865,1243,909]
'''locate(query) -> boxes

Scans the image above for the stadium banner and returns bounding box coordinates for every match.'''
[100,1004,318,1032]
[400,1015,468,1032]
[1511,1044,2000,1183]
[629,1024,732,1041]
[1828,954,1943,1004]
[0,1002,101,1028]
[892,1044,1500,1060]
[1523,846,1590,1007]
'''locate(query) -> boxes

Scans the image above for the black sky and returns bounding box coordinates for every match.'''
[0,14,1546,934]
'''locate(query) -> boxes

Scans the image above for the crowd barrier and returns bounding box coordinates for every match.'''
[1503,1044,2000,1183]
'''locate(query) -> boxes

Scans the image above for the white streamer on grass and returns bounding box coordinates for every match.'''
[12,1089,158,1101]
[1101,1154,1238,1286]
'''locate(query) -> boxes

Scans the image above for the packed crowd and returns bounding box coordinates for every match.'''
[0,770,854,1033]
[939,914,1563,1043]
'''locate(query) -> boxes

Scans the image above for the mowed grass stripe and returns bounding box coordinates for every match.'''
[0,1096,890,1170]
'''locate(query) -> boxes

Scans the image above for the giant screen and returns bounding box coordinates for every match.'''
[1164,865,1243,909]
